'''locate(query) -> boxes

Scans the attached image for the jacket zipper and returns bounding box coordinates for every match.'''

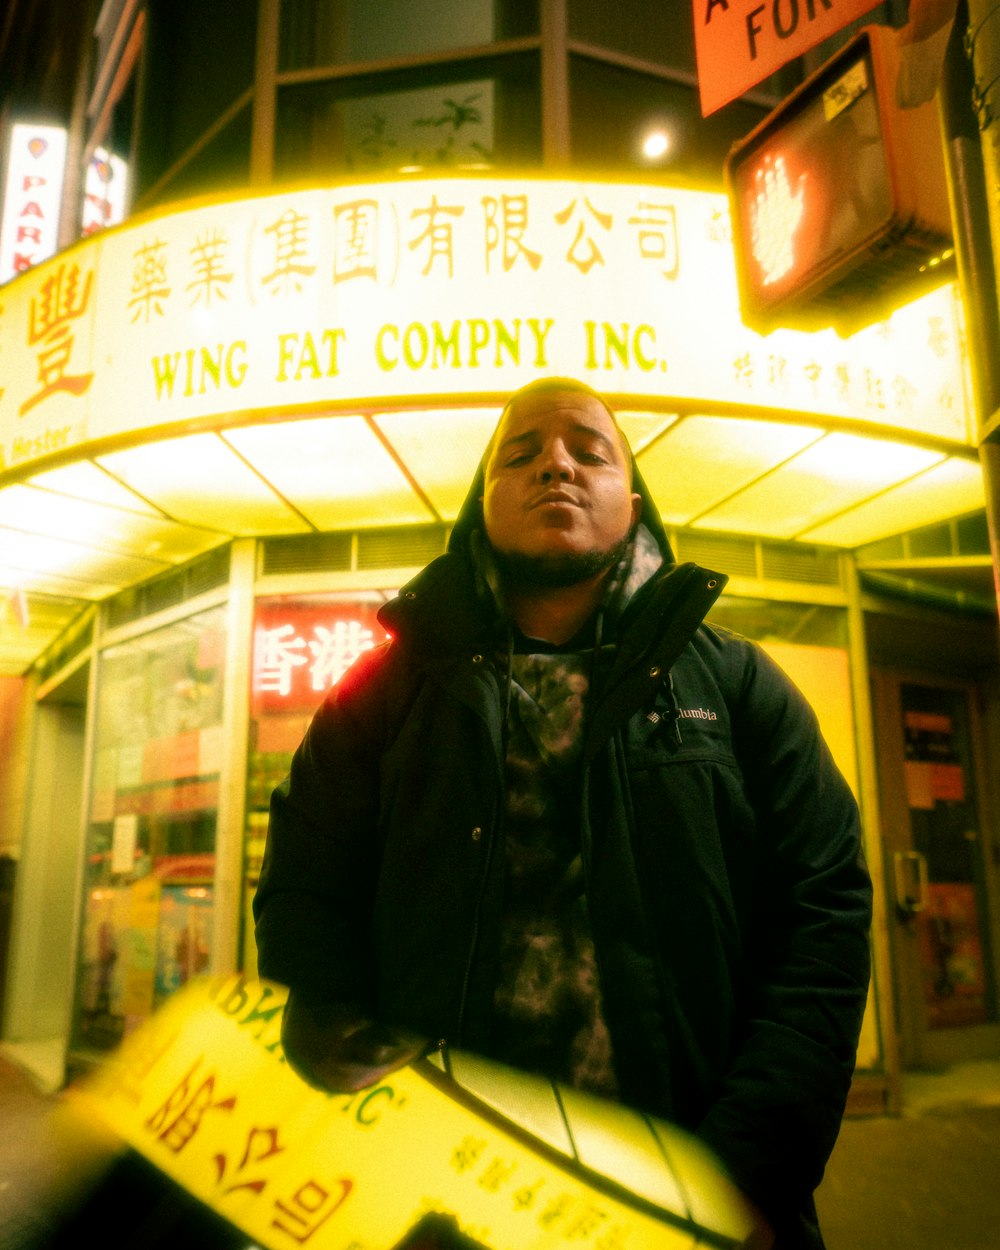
[456,657,508,1047]
[454,809,498,1047]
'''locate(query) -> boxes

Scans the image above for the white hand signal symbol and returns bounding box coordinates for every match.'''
[749,154,806,286]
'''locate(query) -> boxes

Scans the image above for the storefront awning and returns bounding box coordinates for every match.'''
[0,177,986,674]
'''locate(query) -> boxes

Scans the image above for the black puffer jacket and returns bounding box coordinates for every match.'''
[254,460,873,1248]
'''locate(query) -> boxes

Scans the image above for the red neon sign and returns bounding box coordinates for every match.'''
[252,602,390,711]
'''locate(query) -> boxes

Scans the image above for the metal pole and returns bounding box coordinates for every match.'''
[953,0,1000,623]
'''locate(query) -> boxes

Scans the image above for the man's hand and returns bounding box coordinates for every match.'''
[281,992,429,1093]
[743,1217,775,1250]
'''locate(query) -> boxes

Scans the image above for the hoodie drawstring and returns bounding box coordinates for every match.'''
[646,670,683,750]
[501,622,514,756]
[666,671,684,748]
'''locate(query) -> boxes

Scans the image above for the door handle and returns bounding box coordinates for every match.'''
[893,850,929,917]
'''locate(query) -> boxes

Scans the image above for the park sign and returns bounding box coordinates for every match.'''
[694,0,884,115]
[0,122,67,284]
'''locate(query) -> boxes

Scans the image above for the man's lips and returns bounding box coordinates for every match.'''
[531,489,580,508]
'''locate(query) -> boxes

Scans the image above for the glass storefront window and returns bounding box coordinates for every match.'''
[706,597,856,789]
[274,56,541,178]
[707,597,848,649]
[71,606,227,1054]
[242,592,392,976]
[707,595,880,1071]
[279,0,539,71]
[136,0,256,202]
[569,0,696,72]
[568,56,768,183]
[148,105,252,208]
[901,683,996,1028]
[567,0,805,105]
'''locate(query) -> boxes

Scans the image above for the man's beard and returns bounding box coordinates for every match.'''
[492,533,631,590]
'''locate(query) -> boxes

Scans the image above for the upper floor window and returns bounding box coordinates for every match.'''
[275,54,541,180]
[279,0,539,71]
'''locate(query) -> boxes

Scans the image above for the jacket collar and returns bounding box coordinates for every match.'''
[379,546,727,675]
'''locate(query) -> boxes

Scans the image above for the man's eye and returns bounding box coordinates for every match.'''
[506,453,532,467]
[578,451,607,464]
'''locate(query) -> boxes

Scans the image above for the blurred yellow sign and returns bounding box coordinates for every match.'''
[72,975,758,1250]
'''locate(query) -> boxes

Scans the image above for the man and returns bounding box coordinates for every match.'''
[253,378,873,1250]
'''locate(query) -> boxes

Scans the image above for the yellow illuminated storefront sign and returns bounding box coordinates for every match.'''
[71,975,760,1250]
[0,176,973,479]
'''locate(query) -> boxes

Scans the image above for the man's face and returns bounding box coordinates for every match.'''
[481,390,641,578]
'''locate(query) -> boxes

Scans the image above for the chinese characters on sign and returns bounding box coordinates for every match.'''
[21,261,94,415]
[0,177,972,478]
[253,603,390,711]
[78,975,749,1250]
[147,1052,355,1243]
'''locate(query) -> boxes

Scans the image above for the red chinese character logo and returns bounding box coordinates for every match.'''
[213,1125,285,1196]
[272,1177,354,1244]
[20,262,94,415]
[145,1058,237,1153]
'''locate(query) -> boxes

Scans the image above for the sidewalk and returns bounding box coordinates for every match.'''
[815,1060,1000,1250]
[2,1044,999,1250]
[0,1052,70,1250]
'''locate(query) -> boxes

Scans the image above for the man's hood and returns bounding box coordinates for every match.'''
[379,433,725,699]
[446,441,675,565]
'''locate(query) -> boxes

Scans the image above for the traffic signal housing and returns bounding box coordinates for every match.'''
[724,26,955,334]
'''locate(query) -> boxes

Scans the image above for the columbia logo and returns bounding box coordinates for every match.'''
[678,707,718,721]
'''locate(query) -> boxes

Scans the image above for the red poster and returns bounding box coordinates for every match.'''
[917,883,988,1028]
[930,762,965,802]
[694,0,883,116]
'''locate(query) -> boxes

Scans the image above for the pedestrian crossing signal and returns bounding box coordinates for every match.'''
[724,25,955,333]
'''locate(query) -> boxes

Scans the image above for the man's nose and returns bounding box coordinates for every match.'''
[537,441,574,481]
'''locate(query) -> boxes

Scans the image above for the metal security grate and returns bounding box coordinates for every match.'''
[760,542,841,586]
[672,531,758,579]
[106,545,232,629]
[357,525,448,570]
[673,531,842,587]
[185,544,232,596]
[261,533,352,576]
[36,606,95,684]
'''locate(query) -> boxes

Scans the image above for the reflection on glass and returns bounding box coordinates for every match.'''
[568,56,767,183]
[279,0,538,70]
[706,597,847,649]
[72,606,227,1054]
[242,592,393,976]
[901,683,994,1028]
[569,0,695,70]
[706,597,857,797]
[275,59,541,178]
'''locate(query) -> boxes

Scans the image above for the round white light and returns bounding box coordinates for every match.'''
[641,128,671,161]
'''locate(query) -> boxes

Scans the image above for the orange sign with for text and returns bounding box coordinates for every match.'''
[694,0,883,115]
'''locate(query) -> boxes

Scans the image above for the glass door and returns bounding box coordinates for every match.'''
[71,605,227,1057]
[873,672,999,1067]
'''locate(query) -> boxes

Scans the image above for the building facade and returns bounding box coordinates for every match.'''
[1,0,998,1117]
